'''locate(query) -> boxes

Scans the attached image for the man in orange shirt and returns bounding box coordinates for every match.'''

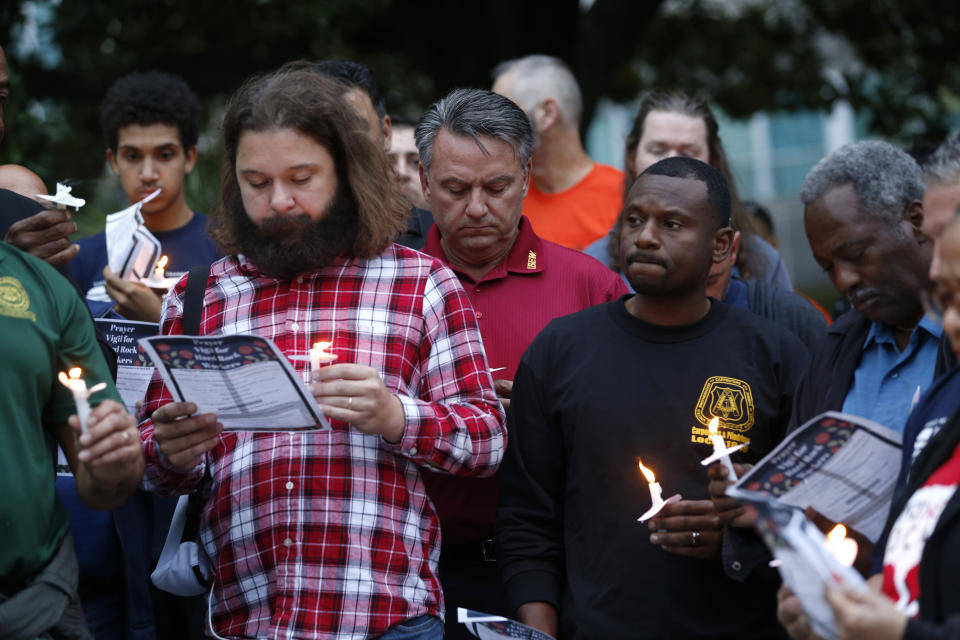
[492,55,623,251]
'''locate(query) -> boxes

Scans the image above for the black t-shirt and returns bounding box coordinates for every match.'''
[496,298,810,639]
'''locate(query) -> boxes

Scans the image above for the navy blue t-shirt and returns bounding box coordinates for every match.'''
[70,211,220,299]
[870,364,960,574]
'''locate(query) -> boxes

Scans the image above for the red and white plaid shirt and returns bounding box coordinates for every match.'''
[139,245,506,639]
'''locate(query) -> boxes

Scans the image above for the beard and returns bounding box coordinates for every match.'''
[233,185,359,279]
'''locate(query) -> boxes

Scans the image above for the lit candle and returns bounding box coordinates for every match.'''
[309,341,338,375]
[57,367,107,433]
[154,255,168,280]
[824,523,858,567]
[637,458,681,522]
[700,417,748,481]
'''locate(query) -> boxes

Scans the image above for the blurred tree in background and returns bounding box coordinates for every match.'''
[1,0,958,233]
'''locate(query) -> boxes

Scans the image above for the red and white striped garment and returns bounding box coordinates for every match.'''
[139,245,506,639]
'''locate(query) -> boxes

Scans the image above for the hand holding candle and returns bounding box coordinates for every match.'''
[637,458,681,522]
[58,367,107,432]
[700,417,749,481]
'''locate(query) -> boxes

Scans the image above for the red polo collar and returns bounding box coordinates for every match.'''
[424,215,545,283]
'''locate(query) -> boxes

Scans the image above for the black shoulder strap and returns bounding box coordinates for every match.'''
[180,264,212,536]
[181,264,210,335]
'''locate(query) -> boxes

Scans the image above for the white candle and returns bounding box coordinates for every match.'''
[824,524,858,567]
[637,458,681,522]
[57,367,106,433]
[154,255,168,280]
[309,341,338,375]
[700,417,748,481]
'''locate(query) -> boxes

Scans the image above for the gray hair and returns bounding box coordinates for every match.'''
[415,88,535,175]
[923,132,960,186]
[492,54,583,127]
[800,140,924,228]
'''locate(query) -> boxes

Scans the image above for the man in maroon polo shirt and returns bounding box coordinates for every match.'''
[415,87,628,638]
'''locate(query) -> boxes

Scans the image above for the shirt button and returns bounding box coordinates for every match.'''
[476,312,483,319]
[291,322,300,332]
[283,537,293,547]
[731,561,742,572]
[296,276,304,284]
[408,447,418,456]
[891,372,899,379]
[474,287,481,293]
[285,481,294,491]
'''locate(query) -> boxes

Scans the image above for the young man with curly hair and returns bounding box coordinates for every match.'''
[70,71,219,322]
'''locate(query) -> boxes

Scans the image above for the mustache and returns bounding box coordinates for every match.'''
[255,213,315,240]
[846,287,880,306]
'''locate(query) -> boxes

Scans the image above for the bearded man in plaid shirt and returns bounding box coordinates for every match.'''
[136,65,506,640]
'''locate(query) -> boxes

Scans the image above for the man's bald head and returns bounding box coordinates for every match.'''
[0,164,48,200]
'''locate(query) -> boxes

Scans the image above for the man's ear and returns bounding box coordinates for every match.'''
[534,98,561,133]
[521,158,532,198]
[418,162,431,206]
[712,227,735,264]
[106,148,119,175]
[724,230,741,266]
[183,146,199,175]
[905,200,926,241]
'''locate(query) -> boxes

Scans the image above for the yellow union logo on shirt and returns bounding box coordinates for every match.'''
[0,276,37,321]
[694,376,755,432]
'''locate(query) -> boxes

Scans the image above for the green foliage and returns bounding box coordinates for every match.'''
[1,0,958,215]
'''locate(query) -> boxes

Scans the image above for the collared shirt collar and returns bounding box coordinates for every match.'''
[424,215,545,283]
[863,315,943,351]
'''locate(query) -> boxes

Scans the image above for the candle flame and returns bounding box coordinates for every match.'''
[708,416,720,435]
[156,255,169,270]
[825,523,858,567]
[68,367,82,379]
[312,341,333,352]
[826,524,847,543]
[637,458,656,483]
[58,371,69,385]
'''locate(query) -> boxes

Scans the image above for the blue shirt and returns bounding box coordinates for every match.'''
[70,211,220,300]
[841,316,943,434]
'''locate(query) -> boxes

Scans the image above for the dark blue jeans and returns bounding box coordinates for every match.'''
[377,614,444,640]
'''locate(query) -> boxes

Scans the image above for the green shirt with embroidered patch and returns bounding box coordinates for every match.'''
[0,242,122,586]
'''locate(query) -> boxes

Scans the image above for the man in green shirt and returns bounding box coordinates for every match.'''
[0,241,144,637]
